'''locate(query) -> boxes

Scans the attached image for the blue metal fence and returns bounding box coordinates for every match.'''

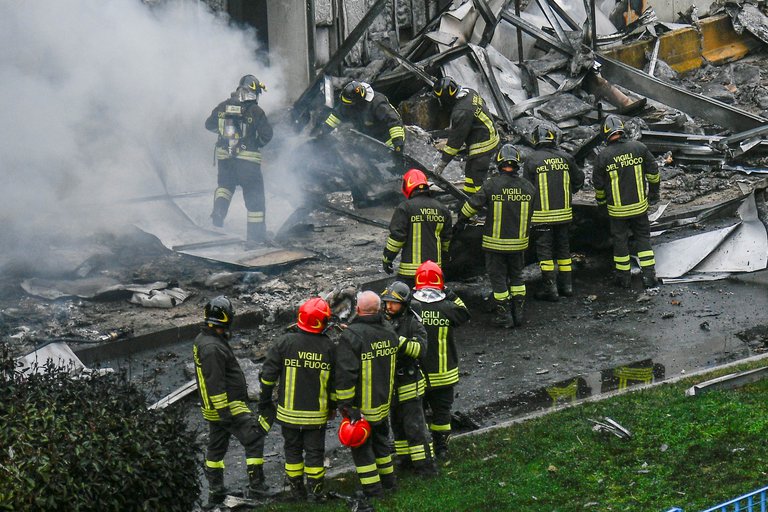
[665,485,768,512]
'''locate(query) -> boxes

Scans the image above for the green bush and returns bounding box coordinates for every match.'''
[0,343,201,511]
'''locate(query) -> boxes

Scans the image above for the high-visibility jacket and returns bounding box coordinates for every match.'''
[259,330,336,428]
[388,305,428,404]
[523,148,585,225]
[459,173,536,253]
[412,289,470,389]
[383,193,453,277]
[593,139,660,218]
[440,88,499,163]
[205,95,273,163]
[322,86,405,150]
[335,314,400,424]
[193,327,252,422]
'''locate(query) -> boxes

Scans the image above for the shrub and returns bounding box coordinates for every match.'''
[0,343,201,511]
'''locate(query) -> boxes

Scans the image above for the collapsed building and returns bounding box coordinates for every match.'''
[5,0,768,505]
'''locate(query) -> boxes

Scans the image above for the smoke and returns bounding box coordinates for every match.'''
[0,0,284,243]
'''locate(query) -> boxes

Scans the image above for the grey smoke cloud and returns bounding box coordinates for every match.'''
[0,0,284,236]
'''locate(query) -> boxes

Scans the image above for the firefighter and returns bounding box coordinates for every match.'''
[458,144,535,328]
[412,261,470,460]
[258,297,336,502]
[523,124,585,301]
[432,76,500,195]
[383,169,453,287]
[320,80,405,153]
[192,296,272,507]
[380,281,438,476]
[205,74,273,245]
[335,291,402,498]
[593,115,660,288]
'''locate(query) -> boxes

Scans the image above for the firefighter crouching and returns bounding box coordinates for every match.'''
[458,144,535,328]
[205,74,273,245]
[383,169,453,287]
[258,297,336,502]
[192,296,272,507]
[593,115,660,289]
[523,124,585,301]
[432,76,500,195]
[320,80,405,153]
[381,281,438,476]
[412,261,470,459]
[335,291,401,498]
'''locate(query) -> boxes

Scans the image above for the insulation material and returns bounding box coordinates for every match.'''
[654,224,739,279]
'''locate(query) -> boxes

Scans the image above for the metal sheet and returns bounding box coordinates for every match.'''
[179,244,314,269]
[442,55,499,118]
[694,193,768,273]
[596,55,768,132]
[654,224,739,279]
[18,342,86,376]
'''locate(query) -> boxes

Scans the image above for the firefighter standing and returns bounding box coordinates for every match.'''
[320,80,405,152]
[523,125,585,301]
[380,281,437,476]
[412,261,470,459]
[593,115,660,288]
[258,297,336,502]
[335,291,401,498]
[458,144,535,328]
[383,169,453,287]
[192,296,271,506]
[205,75,273,245]
[432,76,500,195]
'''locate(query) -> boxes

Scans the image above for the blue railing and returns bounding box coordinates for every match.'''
[665,485,768,512]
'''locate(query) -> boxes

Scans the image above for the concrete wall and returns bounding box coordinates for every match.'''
[268,0,312,102]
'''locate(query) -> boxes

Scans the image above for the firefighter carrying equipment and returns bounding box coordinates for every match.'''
[259,327,336,428]
[401,168,429,199]
[205,92,272,163]
[459,171,536,253]
[335,313,400,424]
[383,193,452,278]
[414,260,444,290]
[204,295,234,329]
[297,297,332,334]
[593,138,660,219]
[322,81,405,151]
[338,417,372,447]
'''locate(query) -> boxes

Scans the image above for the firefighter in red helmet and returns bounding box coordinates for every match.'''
[411,262,470,460]
[383,169,453,287]
[258,297,336,501]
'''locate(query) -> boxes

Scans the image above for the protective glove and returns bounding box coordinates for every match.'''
[434,160,449,176]
[339,404,362,422]
[393,141,404,153]
[382,258,394,275]
[452,216,469,235]
[648,191,660,205]
[258,399,276,418]
[217,407,233,423]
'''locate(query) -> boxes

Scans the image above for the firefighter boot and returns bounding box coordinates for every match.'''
[380,473,398,493]
[210,195,230,228]
[642,266,658,288]
[286,475,306,501]
[306,477,327,503]
[432,432,450,461]
[247,465,270,498]
[413,455,439,477]
[536,271,559,302]
[204,467,227,507]
[614,270,631,289]
[511,298,526,327]
[556,272,573,297]
[246,218,267,246]
[492,299,514,328]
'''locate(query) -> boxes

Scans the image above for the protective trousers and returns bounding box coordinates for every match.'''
[609,214,655,272]
[391,397,431,466]
[205,413,266,481]
[423,385,454,441]
[212,158,266,242]
[463,153,493,195]
[485,251,526,302]
[351,420,395,497]
[534,224,572,274]
[281,426,326,494]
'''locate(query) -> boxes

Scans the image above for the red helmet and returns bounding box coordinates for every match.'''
[414,260,444,290]
[338,417,371,448]
[402,169,429,199]
[297,297,331,334]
